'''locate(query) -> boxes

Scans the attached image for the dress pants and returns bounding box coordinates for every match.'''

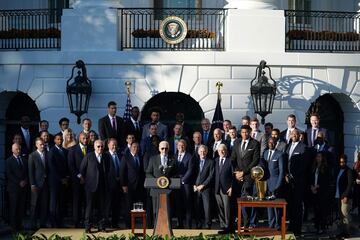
[30,181,49,229]
[72,181,85,227]
[108,180,122,228]
[173,183,193,228]
[49,182,67,227]
[194,189,211,228]
[84,186,109,230]
[287,182,304,234]
[8,188,26,230]
[215,190,231,229]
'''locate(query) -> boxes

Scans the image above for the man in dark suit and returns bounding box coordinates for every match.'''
[208,128,226,159]
[123,106,142,143]
[173,139,194,228]
[305,113,328,147]
[280,114,302,144]
[168,123,190,156]
[271,129,287,152]
[48,133,69,227]
[120,142,146,227]
[142,109,168,140]
[264,138,285,230]
[17,115,34,159]
[105,138,124,228]
[122,133,135,156]
[141,123,161,156]
[200,118,212,146]
[231,125,260,227]
[98,101,124,147]
[222,120,232,142]
[35,120,54,144]
[190,131,202,157]
[285,129,309,235]
[40,130,54,152]
[214,144,233,234]
[56,117,70,137]
[146,141,177,222]
[67,132,89,227]
[6,143,28,231]
[226,126,238,155]
[169,112,193,140]
[80,140,111,233]
[193,145,214,229]
[28,137,49,229]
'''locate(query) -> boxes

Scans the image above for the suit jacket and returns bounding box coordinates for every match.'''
[167,135,190,156]
[48,146,69,187]
[214,157,233,194]
[263,149,284,193]
[123,118,142,143]
[305,127,328,147]
[208,139,228,159]
[194,158,214,189]
[176,152,195,185]
[6,155,28,192]
[310,166,330,196]
[231,138,260,190]
[169,122,193,140]
[17,127,34,157]
[200,130,213,146]
[105,150,123,191]
[285,141,309,184]
[275,140,287,152]
[98,115,124,145]
[28,150,48,188]
[336,166,353,199]
[80,152,111,193]
[146,154,177,178]
[120,151,145,191]
[67,144,87,183]
[142,122,168,140]
[280,127,302,144]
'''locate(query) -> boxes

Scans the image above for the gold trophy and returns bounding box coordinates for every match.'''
[251,166,267,200]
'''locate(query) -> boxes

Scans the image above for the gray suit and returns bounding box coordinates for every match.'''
[142,122,168,140]
[28,150,49,228]
[252,131,267,156]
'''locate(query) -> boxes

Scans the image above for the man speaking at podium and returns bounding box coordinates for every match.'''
[146,141,178,223]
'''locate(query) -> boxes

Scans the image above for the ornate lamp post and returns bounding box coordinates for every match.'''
[66,60,92,124]
[250,60,277,124]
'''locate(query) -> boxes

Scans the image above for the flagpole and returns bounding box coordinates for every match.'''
[125,81,131,95]
[216,81,223,101]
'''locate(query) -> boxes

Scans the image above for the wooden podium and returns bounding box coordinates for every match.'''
[144,177,180,237]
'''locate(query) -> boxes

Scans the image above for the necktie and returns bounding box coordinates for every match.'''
[289,143,295,158]
[112,117,116,131]
[195,145,198,155]
[268,150,273,161]
[161,156,167,167]
[113,154,120,177]
[134,156,139,167]
[82,147,86,156]
[219,158,224,169]
[97,154,102,163]
[312,129,317,146]
[40,152,45,167]
[178,154,182,162]
[24,129,30,149]
[287,129,292,143]
[252,132,256,139]
[17,156,23,168]
[213,142,218,152]
[200,159,205,172]
[204,132,208,144]
[241,141,246,152]
[135,122,139,131]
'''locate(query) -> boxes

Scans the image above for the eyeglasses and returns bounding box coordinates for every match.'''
[160,147,168,150]
[96,146,104,148]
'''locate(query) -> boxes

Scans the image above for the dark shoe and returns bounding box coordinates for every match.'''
[218,230,230,234]
[85,228,91,233]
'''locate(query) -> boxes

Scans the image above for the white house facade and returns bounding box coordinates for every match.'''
[0,0,360,179]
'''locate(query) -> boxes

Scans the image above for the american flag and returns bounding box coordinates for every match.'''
[123,94,132,120]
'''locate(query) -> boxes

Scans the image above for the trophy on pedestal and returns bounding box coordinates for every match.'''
[251,166,267,200]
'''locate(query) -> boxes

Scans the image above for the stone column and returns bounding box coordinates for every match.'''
[225,0,278,10]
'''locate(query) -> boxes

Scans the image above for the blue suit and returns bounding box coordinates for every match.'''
[264,149,284,229]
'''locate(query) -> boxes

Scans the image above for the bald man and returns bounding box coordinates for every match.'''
[6,143,28,231]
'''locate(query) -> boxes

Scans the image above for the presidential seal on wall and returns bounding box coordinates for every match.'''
[156,176,170,189]
[159,16,188,45]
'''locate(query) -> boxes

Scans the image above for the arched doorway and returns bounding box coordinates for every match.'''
[5,92,40,159]
[305,93,344,155]
[140,91,204,132]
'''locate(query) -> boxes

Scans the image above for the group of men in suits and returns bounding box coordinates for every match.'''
[6,100,344,236]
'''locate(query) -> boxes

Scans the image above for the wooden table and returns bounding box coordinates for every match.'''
[131,210,146,238]
[237,198,287,240]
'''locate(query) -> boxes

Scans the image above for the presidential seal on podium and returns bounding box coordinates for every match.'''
[156,176,170,189]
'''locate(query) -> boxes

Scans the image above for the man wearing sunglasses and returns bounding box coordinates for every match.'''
[80,140,111,233]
